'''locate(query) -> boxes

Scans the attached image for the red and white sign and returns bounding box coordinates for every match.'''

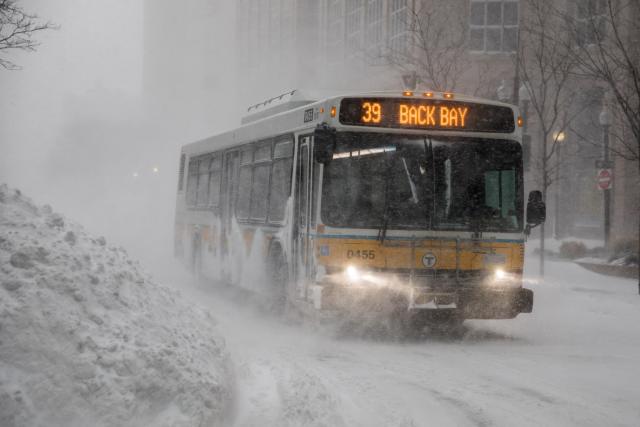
[597,168,613,190]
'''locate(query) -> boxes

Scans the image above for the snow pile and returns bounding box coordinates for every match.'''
[0,185,233,427]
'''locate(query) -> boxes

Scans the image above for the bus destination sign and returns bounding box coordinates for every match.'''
[339,98,515,133]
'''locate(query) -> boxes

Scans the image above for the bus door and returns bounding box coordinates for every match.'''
[295,136,314,296]
[221,150,239,256]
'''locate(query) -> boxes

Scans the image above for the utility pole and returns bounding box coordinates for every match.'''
[599,103,612,248]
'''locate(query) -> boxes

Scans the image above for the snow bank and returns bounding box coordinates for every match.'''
[526,237,604,254]
[0,185,233,427]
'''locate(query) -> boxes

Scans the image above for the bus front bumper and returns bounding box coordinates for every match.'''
[310,282,533,320]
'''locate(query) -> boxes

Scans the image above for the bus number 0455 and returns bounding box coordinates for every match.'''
[347,249,375,259]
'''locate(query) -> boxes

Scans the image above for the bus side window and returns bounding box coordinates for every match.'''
[208,155,222,211]
[186,158,199,207]
[177,153,186,192]
[250,140,272,222]
[223,150,239,226]
[196,156,210,207]
[237,166,252,220]
[236,146,253,220]
[268,139,293,223]
[250,163,270,221]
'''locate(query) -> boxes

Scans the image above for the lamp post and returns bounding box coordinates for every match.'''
[519,84,531,170]
[599,103,611,247]
[552,130,566,239]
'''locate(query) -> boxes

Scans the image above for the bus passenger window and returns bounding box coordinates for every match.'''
[196,157,210,207]
[186,159,198,207]
[250,163,270,221]
[237,166,252,219]
[177,153,186,191]
[208,155,222,209]
[273,140,293,158]
[269,157,293,223]
[268,139,293,224]
[240,148,253,165]
[254,143,271,162]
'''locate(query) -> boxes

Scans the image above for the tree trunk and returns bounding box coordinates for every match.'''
[540,137,548,277]
[637,154,639,294]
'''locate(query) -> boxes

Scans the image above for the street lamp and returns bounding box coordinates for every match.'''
[599,102,612,247]
[552,131,566,142]
[552,130,566,239]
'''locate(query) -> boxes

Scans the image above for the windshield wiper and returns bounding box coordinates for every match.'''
[424,137,434,229]
[401,157,419,205]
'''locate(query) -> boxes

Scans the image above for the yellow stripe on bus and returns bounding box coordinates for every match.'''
[315,238,524,271]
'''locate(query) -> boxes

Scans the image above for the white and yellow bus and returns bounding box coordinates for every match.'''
[174,89,545,329]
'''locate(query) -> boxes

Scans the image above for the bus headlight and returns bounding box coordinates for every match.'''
[345,265,361,282]
[488,268,518,288]
[342,266,387,287]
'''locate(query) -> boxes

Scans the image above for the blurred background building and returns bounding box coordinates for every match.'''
[143,0,236,141]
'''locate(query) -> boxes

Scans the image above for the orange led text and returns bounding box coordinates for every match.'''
[399,104,468,128]
[362,102,382,123]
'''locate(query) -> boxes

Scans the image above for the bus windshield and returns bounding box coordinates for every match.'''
[321,132,523,232]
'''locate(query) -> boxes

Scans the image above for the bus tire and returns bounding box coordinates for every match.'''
[266,243,288,314]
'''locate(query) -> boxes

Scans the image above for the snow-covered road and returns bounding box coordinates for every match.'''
[160,257,640,427]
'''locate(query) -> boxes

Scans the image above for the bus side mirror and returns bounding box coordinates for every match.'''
[313,124,336,164]
[526,190,546,232]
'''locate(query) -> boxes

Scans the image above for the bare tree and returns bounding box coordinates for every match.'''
[558,0,640,289]
[381,0,469,92]
[518,0,580,275]
[0,0,55,70]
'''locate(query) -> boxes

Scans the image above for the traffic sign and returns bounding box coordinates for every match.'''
[597,168,613,190]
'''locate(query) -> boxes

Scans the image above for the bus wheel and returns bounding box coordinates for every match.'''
[266,245,288,314]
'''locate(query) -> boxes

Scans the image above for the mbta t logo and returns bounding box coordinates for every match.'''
[422,252,437,268]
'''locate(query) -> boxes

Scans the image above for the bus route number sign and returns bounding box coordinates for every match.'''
[339,98,515,133]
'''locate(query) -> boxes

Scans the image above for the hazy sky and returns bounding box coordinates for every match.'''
[4,0,143,94]
[0,1,238,266]
[0,0,144,185]
[0,1,157,264]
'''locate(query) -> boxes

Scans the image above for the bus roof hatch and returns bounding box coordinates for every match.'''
[241,89,317,125]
